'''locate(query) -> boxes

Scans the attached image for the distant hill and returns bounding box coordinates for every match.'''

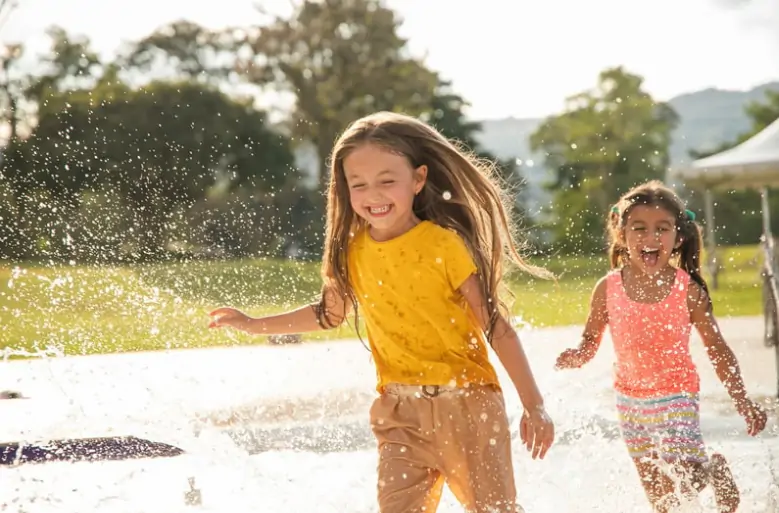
[666,82,779,164]
[473,81,779,210]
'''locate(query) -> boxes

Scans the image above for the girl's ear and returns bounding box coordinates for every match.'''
[414,165,428,195]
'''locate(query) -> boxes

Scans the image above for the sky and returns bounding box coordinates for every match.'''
[1,0,778,120]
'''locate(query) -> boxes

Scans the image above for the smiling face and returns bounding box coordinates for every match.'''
[342,142,427,241]
[623,204,681,275]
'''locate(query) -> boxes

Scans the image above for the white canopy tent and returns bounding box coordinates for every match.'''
[670,116,779,261]
[672,116,779,189]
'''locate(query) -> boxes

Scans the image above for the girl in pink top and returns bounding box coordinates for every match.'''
[556,180,767,513]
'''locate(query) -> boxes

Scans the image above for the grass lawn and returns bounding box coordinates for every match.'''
[0,245,766,357]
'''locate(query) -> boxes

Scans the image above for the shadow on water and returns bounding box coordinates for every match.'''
[0,436,185,466]
[220,414,626,455]
[217,403,779,456]
[3,388,776,466]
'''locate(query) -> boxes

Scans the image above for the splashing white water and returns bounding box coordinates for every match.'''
[0,318,777,512]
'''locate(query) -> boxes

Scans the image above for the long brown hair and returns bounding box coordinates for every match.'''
[607,180,709,298]
[315,111,552,342]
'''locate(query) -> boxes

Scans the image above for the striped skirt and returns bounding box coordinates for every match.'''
[616,392,708,464]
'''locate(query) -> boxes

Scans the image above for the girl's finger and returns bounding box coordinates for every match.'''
[533,428,545,459]
[536,434,549,460]
[519,417,528,445]
[538,436,548,459]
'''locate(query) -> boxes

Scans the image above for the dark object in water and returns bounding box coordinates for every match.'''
[184,476,202,506]
[0,436,185,465]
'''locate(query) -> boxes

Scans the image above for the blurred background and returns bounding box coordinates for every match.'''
[1,0,778,354]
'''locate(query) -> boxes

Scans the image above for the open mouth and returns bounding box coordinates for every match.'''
[367,205,392,217]
[640,247,660,266]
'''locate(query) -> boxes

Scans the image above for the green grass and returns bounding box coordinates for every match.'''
[0,245,766,357]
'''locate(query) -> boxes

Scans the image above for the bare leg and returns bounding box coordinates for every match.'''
[709,453,740,513]
[672,454,739,512]
[632,456,680,513]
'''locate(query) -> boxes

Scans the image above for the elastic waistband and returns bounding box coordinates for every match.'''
[615,391,700,403]
[383,383,463,398]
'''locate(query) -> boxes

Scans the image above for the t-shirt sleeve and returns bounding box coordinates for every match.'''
[442,230,477,291]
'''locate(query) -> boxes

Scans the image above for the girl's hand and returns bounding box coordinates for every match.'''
[555,348,586,369]
[735,398,768,436]
[208,307,250,330]
[519,405,554,460]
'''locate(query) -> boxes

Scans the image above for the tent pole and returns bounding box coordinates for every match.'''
[761,187,773,242]
[704,188,718,289]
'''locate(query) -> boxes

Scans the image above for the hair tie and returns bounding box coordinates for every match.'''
[611,206,619,214]
[685,209,696,222]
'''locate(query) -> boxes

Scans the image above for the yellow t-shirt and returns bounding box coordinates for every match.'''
[347,220,500,392]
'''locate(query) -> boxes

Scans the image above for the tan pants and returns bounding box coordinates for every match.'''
[370,383,523,513]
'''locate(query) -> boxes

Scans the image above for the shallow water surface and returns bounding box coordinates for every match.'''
[1,318,778,512]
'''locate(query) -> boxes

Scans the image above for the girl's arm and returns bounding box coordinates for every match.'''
[576,277,609,362]
[458,274,545,411]
[556,278,608,369]
[687,283,748,403]
[687,281,767,437]
[209,286,351,335]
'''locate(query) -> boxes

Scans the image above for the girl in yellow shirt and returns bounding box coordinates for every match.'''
[209,111,554,513]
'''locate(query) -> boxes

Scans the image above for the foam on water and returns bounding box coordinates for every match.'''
[1,317,778,512]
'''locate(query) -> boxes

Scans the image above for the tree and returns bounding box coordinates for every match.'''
[15,79,296,260]
[235,0,438,191]
[0,0,18,138]
[745,90,779,133]
[25,26,102,102]
[425,79,532,228]
[529,67,679,253]
[0,42,23,145]
[0,27,105,260]
[117,20,234,85]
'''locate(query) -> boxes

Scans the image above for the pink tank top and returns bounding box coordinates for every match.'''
[606,268,700,398]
